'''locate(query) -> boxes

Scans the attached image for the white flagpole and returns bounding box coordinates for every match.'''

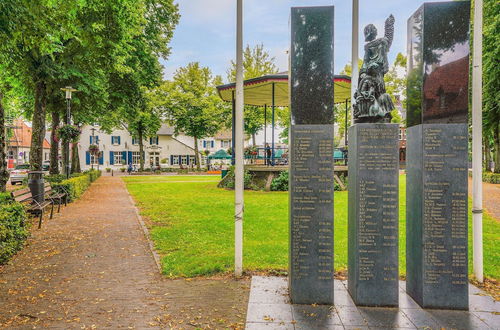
[351,0,359,126]
[472,0,483,283]
[234,0,244,277]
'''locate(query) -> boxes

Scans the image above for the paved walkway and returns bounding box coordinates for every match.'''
[0,177,249,329]
[469,178,500,221]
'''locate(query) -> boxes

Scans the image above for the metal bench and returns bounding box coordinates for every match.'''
[44,182,67,213]
[11,188,54,229]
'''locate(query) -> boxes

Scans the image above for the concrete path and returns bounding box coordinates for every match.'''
[0,177,249,329]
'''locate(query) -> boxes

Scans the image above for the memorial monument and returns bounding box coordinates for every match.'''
[406,1,470,310]
[347,15,399,307]
[289,6,335,305]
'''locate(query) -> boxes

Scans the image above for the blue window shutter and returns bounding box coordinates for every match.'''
[128,151,133,164]
[170,155,173,164]
[99,152,104,165]
[110,151,114,165]
[149,137,152,145]
[89,136,92,144]
[203,140,206,148]
[86,152,90,165]
[122,151,127,163]
[118,136,121,145]
[178,155,181,164]
[111,136,114,144]
[211,141,214,148]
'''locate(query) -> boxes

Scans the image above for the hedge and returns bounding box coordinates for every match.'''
[483,172,500,184]
[0,193,29,264]
[53,170,101,202]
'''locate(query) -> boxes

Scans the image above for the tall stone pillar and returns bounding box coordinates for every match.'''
[289,6,335,305]
[406,1,470,310]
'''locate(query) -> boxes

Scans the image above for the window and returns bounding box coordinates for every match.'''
[44,152,48,161]
[172,156,179,165]
[90,136,99,144]
[90,154,99,165]
[221,140,231,148]
[202,140,214,148]
[399,128,405,141]
[132,138,139,145]
[112,136,120,145]
[181,155,188,165]
[114,151,123,165]
[132,151,141,165]
[150,136,159,145]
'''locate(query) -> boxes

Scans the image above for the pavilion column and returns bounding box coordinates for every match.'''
[271,83,275,166]
[264,104,267,164]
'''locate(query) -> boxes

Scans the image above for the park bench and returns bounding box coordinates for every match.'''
[44,182,67,213]
[11,188,54,229]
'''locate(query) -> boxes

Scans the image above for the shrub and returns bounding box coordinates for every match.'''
[105,168,111,173]
[483,172,500,184]
[0,193,29,264]
[120,167,126,173]
[53,170,101,201]
[271,171,289,191]
[218,166,254,189]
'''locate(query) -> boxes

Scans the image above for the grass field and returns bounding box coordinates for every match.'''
[124,175,500,280]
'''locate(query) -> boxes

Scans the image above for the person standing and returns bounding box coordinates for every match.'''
[265,143,272,166]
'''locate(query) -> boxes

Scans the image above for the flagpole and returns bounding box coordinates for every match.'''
[472,0,483,283]
[234,0,244,277]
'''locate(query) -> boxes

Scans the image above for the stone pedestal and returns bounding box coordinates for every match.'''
[289,6,335,305]
[347,123,399,307]
[406,1,470,310]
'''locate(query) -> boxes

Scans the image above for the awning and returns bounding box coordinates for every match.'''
[216,72,351,106]
[208,149,232,159]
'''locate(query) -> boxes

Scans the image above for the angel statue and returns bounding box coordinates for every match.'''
[353,14,395,123]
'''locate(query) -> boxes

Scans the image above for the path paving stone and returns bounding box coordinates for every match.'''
[0,177,249,329]
[246,276,499,329]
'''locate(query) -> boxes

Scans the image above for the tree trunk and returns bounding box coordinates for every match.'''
[484,136,492,172]
[29,80,47,171]
[61,103,70,177]
[194,136,201,171]
[71,142,80,173]
[49,108,60,174]
[0,91,8,192]
[252,133,256,146]
[494,124,500,174]
[138,127,144,171]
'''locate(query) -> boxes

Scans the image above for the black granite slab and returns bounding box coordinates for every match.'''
[406,1,470,127]
[406,124,469,310]
[348,124,399,307]
[290,6,334,125]
[289,6,335,306]
[289,125,334,305]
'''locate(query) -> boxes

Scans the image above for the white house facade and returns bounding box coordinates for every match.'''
[78,124,201,171]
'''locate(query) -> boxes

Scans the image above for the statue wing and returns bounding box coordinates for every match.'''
[384,14,395,49]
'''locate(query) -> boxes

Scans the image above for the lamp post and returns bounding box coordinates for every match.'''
[90,127,96,170]
[60,86,77,179]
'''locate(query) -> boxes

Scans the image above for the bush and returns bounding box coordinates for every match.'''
[53,170,101,202]
[218,166,254,189]
[483,172,500,184]
[120,167,126,173]
[271,171,289,191]
[105,168,111,173]
[0,193,29,264]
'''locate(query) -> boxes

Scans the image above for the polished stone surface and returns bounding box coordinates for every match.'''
[290,6,334,125]
[406,123,469,309]
[348,124,399,307]
[289,125,334,305]
[289,5,335,305]
[406,1,470,127]
[245,276,499,329]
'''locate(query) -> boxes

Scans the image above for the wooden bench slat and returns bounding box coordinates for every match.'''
[12,188,31,197]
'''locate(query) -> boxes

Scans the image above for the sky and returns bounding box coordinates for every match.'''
[161,0,456,82]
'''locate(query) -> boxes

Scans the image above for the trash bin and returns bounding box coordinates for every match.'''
[28,171,45,204]
[221,169,228,178]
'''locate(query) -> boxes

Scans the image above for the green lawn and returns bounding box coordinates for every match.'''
[124,175,500,280]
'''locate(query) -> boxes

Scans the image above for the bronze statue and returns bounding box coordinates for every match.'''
[353,15,395,123]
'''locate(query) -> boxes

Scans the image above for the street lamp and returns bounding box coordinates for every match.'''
[90,127,96,170]
[60,86,78,179]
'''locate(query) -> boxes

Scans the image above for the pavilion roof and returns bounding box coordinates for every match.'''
[216,72,351,107]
